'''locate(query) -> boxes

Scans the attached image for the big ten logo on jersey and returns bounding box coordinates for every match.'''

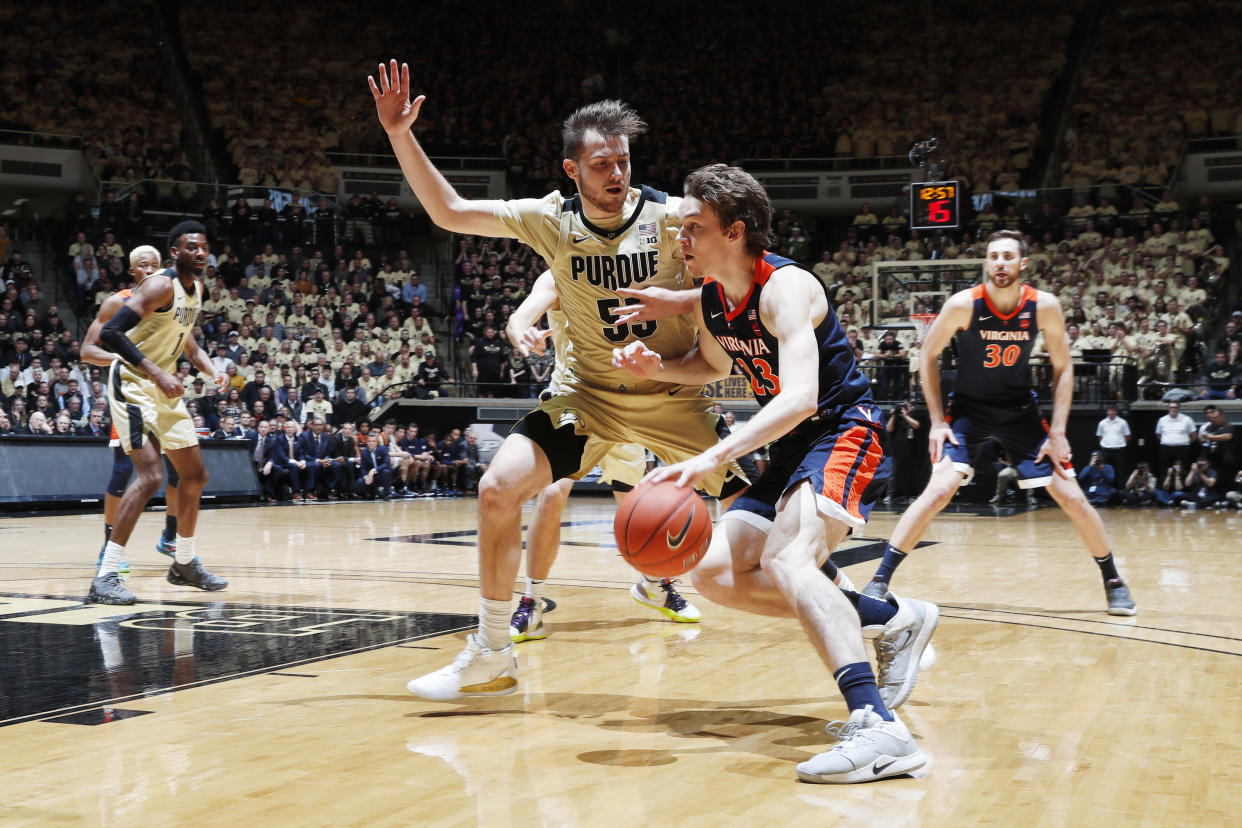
[570,250,660,290]
[638,221,658,245]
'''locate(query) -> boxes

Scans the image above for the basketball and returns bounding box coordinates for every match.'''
[613,479,713,577]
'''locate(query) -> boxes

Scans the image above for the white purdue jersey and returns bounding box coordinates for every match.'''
[118,271,202,381]
[495,186,695,394]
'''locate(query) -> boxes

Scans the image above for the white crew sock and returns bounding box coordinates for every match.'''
[524,577,544,602]
[478,597,512,651]
[174,534,197,565]
[99,541,125,576]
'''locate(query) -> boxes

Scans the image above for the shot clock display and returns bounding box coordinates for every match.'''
[910,180,960,230]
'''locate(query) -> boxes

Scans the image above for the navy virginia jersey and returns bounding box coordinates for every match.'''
[700,252,872,413]
[953,283,1039,405]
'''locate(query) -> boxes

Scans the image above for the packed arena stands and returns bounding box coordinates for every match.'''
[0,0,1238,507]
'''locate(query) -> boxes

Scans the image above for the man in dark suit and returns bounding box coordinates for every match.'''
[77,408,106,438]
[356,432,392,499]
[253,420,282,502]
[298,417,342,499]
[211,415,245,441]
[334,421,359,495]
[267,420,309,500]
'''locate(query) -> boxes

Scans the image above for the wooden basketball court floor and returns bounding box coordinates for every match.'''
[0,495,1239,826]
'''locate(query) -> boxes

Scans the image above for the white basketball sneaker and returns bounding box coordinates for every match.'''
[872,592,939,709]
[631,578,702,623]
[796,706,926,784]
[406,634,518,701]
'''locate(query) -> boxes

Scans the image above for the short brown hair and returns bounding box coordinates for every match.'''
[987,229,1028,256]
[683,164,773,257]
[561,100,647,161]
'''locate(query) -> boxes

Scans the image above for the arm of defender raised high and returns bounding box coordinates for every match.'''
[1032,293,1075,476]
[916,292,972,464]
[369,60,511,238]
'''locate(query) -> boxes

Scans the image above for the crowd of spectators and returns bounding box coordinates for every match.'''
[1078,403,1241,509]
[173,0,1079,197]
[1064,0,1242,189]
[0,4,191,186]
[249,418,488,501]
[813,191,1234,400]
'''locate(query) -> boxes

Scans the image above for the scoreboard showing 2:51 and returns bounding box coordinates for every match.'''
[910,180,961,231]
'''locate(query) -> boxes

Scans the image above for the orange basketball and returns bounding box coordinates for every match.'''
[613,479,713,578]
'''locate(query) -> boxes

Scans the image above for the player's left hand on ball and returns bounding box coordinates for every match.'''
[644,455,717,489]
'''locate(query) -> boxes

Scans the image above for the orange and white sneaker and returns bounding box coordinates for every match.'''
[406,634,518,701]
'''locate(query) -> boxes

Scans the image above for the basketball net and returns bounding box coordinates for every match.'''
[909,313,937,345]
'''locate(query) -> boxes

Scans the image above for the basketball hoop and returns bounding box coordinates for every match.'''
[909,313,938,344]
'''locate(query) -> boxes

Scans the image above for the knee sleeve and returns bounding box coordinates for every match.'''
[107,447,134,497]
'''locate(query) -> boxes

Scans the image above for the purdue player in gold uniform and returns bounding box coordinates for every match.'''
[90,221,228,605]
[371,61,744,699]
[505,272,701,643]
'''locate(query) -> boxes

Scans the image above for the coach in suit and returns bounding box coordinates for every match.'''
[268,420,309,500]
[298,417,342,499]
[356,432,392,499]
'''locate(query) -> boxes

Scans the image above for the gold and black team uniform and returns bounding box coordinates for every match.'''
[495,186,745,495]
[106,270,202,453]
[944,283,1074,487]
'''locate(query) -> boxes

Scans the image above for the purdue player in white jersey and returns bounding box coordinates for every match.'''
[505,272,701,643]
[90,221,228,605]
[371,61,745,700]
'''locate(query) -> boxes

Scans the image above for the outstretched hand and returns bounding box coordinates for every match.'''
[514,326,552,358]
[613,286,692,324]
[611,340,662,378]
[642,455,719,489]
[368,60,425,136]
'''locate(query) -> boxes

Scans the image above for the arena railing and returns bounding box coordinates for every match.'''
[0,129,83,149]
[327,152,506,171]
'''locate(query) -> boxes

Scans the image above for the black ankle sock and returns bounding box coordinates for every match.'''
[819,557,839,581]
[1094,552,1120,583]
[873,545,907,584]
[104,523,113,543]
[163,515,178,543]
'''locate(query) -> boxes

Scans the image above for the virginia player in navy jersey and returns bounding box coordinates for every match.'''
[861,229,1137,616]
[614,164,937,784]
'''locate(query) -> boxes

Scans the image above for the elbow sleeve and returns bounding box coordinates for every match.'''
[99,305,147,366]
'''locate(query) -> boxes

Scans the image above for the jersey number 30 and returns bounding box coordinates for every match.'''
[983,343,1020,368]
[596,298,656,343]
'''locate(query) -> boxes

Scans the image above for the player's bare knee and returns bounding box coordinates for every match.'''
[759,537,815,585]
[477,470,524,512]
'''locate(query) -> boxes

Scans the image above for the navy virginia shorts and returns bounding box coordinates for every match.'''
[943,392,1074,488]
[726,402,892,530]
